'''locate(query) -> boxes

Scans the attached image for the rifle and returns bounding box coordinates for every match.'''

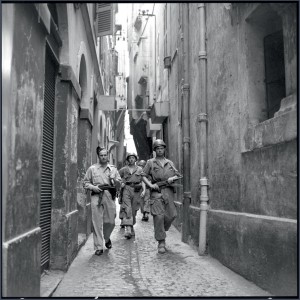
[152,176,183,192]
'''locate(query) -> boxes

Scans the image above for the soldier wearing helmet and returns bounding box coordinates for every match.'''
[152,139,166,150]
[141,139,182,254]
[137,160,150,221]
[118,152,144,239]
[83,147,121,255]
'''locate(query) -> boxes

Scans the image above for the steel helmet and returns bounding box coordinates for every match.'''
[126,152,138,161]
[137,160,147,168]
[153,139,166,150]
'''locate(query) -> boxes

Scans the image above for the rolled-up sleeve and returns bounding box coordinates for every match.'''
[141,161,151,177]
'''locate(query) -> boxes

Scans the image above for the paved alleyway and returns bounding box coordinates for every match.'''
[53,203,271,297]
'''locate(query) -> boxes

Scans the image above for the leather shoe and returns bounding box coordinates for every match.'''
[95,249,103,256]
[105,239,112,249]
[124,226,132,239]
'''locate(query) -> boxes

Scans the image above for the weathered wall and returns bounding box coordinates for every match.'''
[206,3,241,213]
[2,2,107,296]
[51,77,79,270]
[77,117,92,236]
[166,4,184,227]
[2,4,45,296]
[204,3,297,295]
[208,210,297,296]
[241,140,297,218]
[50,3,99,270]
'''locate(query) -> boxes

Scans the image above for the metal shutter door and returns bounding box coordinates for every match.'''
[40,49,56,269]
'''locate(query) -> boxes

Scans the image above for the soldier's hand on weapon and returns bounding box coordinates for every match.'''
[167,176,176,184]
[121,182,125,188]
[141,190,145,198]
[91,185,102,193]
[150,183,159,191]
[167,175,183,184]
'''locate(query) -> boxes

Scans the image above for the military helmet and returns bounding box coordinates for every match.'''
[137,160,147,168]
[126,152,138,161]
[153,139,166,150]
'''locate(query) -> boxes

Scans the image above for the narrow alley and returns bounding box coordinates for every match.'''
[2,2,297,298]
[51,203,270,298]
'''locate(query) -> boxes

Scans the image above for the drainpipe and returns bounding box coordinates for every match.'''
[181,3,191,243]
[197,3,209,256]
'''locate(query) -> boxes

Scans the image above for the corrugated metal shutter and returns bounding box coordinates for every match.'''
[96,3,113,37]
[40,49,56,269]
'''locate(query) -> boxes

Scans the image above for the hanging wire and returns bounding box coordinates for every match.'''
[139,4,155,41]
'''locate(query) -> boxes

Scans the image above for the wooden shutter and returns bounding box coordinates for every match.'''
[40,48,57,270]
[96,3,113,37]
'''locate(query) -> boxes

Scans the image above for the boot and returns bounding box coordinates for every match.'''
[124,226,132,239]
[158,240,166,254]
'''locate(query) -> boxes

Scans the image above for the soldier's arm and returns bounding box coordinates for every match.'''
[167,161,182,184]
[83,167,101,192]
[141,181,146,197]
[141,162,159,190]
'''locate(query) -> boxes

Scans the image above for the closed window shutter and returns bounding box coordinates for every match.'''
[40,48,57,270]
[96,3,113,37]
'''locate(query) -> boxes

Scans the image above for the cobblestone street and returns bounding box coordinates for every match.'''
[53,203,271,297]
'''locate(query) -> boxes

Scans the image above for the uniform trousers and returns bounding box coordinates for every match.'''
[149,187,177,241]
[91,192,116,250]
[120,185,141,226]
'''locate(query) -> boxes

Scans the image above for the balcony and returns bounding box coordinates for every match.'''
[150,101,169,124]
[146,119,162,137]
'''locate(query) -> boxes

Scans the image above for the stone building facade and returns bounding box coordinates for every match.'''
[126,3,297,296]
[2,3,123,296]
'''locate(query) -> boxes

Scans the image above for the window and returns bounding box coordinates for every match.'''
[245,4,285,123]
[264,30,285,119]
[241,4,296,152]
[95,3,113,37]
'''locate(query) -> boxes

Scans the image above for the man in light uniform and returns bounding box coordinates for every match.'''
[141,139,182,254]
[119,153,143,239]
[83,147,121,255]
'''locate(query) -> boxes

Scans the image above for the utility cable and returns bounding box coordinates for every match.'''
[139,3,155,41]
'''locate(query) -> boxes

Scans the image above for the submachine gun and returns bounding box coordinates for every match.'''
[152,175,183,192]
[96,184,117,206]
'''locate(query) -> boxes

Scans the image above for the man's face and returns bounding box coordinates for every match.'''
[128,156,136,165]
[98,150,108,163]
[155,146,165,157]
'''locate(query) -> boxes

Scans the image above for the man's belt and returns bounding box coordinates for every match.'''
[125,182,142,192]
[125,182,141,187]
